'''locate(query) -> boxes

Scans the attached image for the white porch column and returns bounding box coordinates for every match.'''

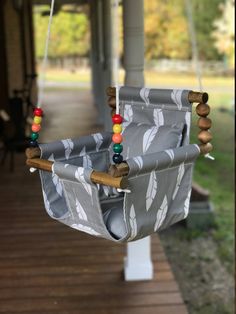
[90,0,112,130]
[123,0,153,281]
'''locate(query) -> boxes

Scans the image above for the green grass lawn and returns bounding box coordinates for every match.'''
[44,68,234,272]
[191,94,234,272]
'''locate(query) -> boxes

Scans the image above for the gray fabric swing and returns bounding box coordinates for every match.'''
[27,86,211,243]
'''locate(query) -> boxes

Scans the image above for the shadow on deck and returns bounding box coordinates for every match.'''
[0,89,188,314]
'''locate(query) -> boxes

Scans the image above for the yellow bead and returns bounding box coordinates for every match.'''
[113,124,122,134]
[34,116,42,124]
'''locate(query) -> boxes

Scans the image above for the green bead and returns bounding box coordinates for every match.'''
[113,143,123,154]
[31,132,39,141]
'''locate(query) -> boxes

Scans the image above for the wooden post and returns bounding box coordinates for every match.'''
[123,0,145,86]
[90,0,112,130]
[122,0,153,281]
[0,1,9,112]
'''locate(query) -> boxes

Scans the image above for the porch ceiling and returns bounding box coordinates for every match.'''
[33,0,88,5]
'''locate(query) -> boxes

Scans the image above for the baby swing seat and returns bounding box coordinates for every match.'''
[26,86,213,243]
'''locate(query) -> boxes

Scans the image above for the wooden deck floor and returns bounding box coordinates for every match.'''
[0,90,188,314]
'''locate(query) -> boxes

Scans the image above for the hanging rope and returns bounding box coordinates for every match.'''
[37,0,56,108]
[185,0,203,92]
[185,0,214,160]
[112,0,120,114]
[29,0,55,150]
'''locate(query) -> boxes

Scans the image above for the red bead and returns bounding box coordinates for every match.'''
[112,133,123,144]
[34,108,43,117]
[112,114,123,124]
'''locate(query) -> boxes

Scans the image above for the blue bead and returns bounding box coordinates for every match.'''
[113,154,123,164]
[29,140,38,147]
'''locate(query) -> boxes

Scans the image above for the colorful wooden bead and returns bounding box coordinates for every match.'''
[32,123,41,133]
[113,143,123,154]
[113,124,122,134]
[31,132,39,141]
[34,108,43,117]
[29,140,38,147]
[113,154,123,164]
[34,116,42,124]
[112,114,123,124]
[112,133,123,144]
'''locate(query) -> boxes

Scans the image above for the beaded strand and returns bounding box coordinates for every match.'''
[112,113,123,164]
[29,108,43,147]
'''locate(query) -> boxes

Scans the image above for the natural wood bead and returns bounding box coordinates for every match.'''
[196,103,210,117]
[199,143,213,154]
[111,109,116,117]
[197,117,212,130]
[198,130,212,143]
[108,96,116,108]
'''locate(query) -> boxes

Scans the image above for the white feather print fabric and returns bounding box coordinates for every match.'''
[184,190,191,218]
[52,172,63,196]
[153,109,164,127]
[154,195,168,231]
[129,205,138,240]
[75,167,92,196]
[143,126,158,154]
[92,133,103,152]
[146,171,158,211]
[42,190,54,216]
[185,111,191,139]
[79,146,86,156]
[133,156,143,170]
[49,154,63,197]
[76,198,88,221]
[171,90,183,110]
[71,224,100,236]
[165,149,174,162]
[83,155,92,169]
[172,163,185,200]
[140,88,150,106]
[61,139,74,160]
[103,185,110,197]
[123,104,133,130]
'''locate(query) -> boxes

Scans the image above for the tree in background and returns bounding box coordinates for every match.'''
[34,6,89,61]
[212,0,235,68]
[144,0,226,61]
[144,0,190,60]
[190,0,226,60]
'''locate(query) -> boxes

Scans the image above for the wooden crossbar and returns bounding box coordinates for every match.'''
[26,156,128,189]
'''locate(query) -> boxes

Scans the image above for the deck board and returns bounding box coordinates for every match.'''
[0,90,187,314]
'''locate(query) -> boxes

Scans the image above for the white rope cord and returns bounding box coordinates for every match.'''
[112,0,120,114]
[185,0,214,160]
[37,0,56,108]
[185,0,203,92]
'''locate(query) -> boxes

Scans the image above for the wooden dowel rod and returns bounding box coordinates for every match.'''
[108,142,213,178]
[26,147,41,159]
[107,87,208,104]
[26,158,53,172]
[26,158,128,189]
